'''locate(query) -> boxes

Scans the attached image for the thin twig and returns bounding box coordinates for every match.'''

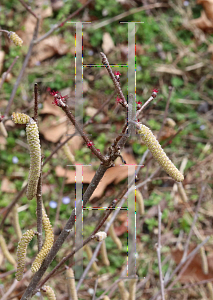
[61,104,107,164]
[36,168,43,252]
[34,83,38,124]
[100,52,128,108]
[0,56,19,91]
[156,205,165,300]
[4,18,40,117]
[34,0,94,44]
[18,0,38,19]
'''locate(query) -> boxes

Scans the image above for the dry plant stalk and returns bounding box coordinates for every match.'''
[129,277,137,300]
[40,285,56,300]
[83,244,99,273]
[12,204,22,240]
[118,281,129,300]
[31,209,54,273]
[12,112,41,200]
[16,229,35,281]
[0,234,16,266]
[135,190,144,215]
[100,240,110,266]
[66,267,78,300]
[138,123,184,182]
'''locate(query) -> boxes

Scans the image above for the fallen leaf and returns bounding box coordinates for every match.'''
[55,165,96,184]
[29,36,69,67]
[197,0,213,22]
[102,32,114,54]
[171,248,213,282]
[191,10,213,32]
[1,177,17,193]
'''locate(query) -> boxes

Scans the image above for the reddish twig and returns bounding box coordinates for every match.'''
[18,0,38,19]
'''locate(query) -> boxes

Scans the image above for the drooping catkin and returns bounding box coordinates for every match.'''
[12,204,22,240]
[135,190,144,215]
[12,113,41,200]
[63,142,75,163]
[103,296,110,300]
[138,123,184,182]
[31,209,54,273]
[129,277,137,300]
[84,244,99,273]
[100,240,110,266]
[200,246,208,274]
[16,229,35,280]
[118,281,129,300]
[0,234,16,266]
[40,285,56,300]
[66,267,78,300]
[8,31,23,47]
[108,223,122,250]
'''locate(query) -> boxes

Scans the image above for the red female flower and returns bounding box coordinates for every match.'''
[86,141,94,148]
[152,89,159,98]
[114,71,121,82]
[116,96,122,104]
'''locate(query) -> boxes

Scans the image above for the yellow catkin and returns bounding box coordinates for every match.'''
[138,124,184,182]
[12,204,22,240]
[31,209,54,273]
[41,285,56,300]
[25,119,41,200]
[135,190,144,215]
[8,31,23,47]
[84,244,99,273]
[12,113,41,200]
[63,142,75,163]
[108,223,122,250]
[16,229,35,281]
[0,234,16,266]
[66,267,78,300]
[103,296,110,300]
[129,278,137,300]
[12,112,30,124]
[208,282,213,300]
[118,281,129,300]
[94,231,107,242]
[100,240,110,266]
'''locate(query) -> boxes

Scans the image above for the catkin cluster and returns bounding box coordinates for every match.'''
[41,285,56,300]
[66,268,78,300]
[31,209,54,273]
[8,31,23,47]
[16,229,35,281]
[12,113,41,200]
[138,124,184,182]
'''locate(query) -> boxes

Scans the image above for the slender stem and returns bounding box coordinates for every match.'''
[34,83,38,125]
[61,104,107,164]
[0,56,19,91]
[100,52,128,108]
[36,170,43,252]
[34,0,94,44]
[156,205,165,300]
[18,0,38,19]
